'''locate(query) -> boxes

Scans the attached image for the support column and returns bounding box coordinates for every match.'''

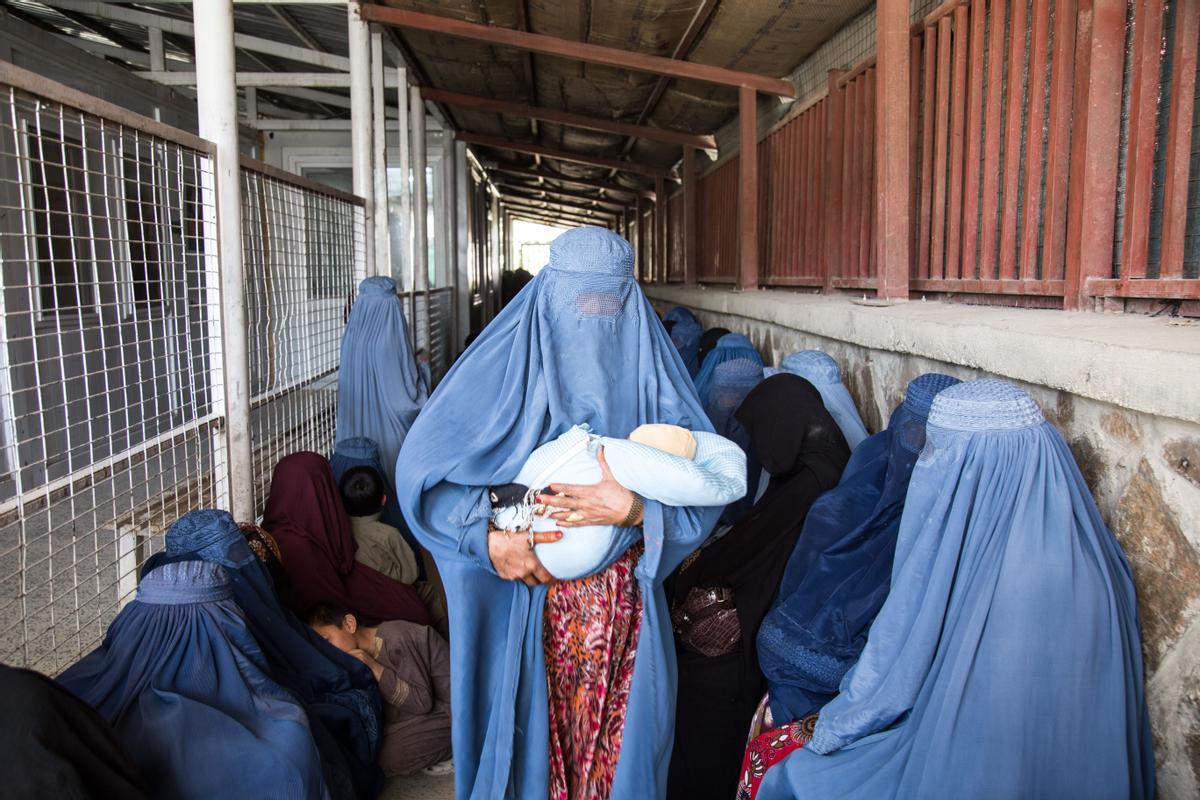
[1063,0,1126,310]
[410,86,428,348]
[738,86,759,291]
[824,70,845,293]
[348,1,375,274]
[393,67,412,286]
[683,146,697,285]
[636,196,647,281]
[194,0,253,520]
[655,176,667,283]
[370,31,391,277]
[875,0,910,299]
[455,141,470,353]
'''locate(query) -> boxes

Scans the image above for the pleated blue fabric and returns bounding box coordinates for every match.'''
[665,306,703,376]
[772,351,870,450]
[704,357,765,525]
[58,560,329,800]
[758,379,1154,800]
[693,333,764,403]
[395,226,721,800]
[757,373,960,723]
[143,510,382,799]
[337,276,428,487]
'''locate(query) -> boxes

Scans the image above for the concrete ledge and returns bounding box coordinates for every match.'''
[645,285,1200,424]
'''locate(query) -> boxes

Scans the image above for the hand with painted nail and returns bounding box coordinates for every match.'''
[488,526,561,586]
[537,447,644,528]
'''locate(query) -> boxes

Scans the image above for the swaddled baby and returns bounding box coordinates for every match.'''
[491,424,746,580]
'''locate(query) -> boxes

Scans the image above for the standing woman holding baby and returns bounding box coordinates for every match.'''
[396,227,723,800]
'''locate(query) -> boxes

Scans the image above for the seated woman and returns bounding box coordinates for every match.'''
[693,332,764,401]
[757,372,961,725]
[703,357,766,527]
[490,422,746,581]
[308,605,453,779]
[757,380,1153,800]
[58,561,327,800]
[665,306,704,376]
[667,374,850,800]
[262,452,430,626]
[768,351,869,450]
[0,664,147,799]
[144,510,383,800]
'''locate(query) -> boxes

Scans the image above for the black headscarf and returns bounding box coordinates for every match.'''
[1,665,147,799]
[697,326,731,366]
[668,374,850,800]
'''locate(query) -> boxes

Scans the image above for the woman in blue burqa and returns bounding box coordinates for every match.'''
[757,379,1154,800]
[396,226,721,800]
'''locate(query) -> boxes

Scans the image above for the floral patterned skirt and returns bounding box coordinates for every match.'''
[736,715,819,800]
[543,544,643,800]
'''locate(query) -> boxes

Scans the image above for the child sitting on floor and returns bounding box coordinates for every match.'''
[308,604,453,778]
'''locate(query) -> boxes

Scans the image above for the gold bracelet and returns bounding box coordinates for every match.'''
[621,493,644,527]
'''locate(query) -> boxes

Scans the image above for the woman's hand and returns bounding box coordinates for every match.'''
[488,527,561,587]
[538,448,644,528]
[349,648,385,682]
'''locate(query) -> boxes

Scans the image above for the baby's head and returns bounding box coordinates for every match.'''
[307,603,359,653]
[340,466,385,518]
[627,424,697,459]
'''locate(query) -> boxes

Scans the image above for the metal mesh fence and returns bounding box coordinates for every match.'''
[241,162,365,515]
[0,77,224,674]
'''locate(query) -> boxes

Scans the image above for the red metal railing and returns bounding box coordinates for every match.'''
[668,189,685,282]
[682,0,1200,311]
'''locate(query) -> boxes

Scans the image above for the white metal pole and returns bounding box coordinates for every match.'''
[410,85,428,350]
[394,67,412,289]
[348,0,375,275]
[193,0,253,521]
[370,31,391,277]
[454,140,469,355]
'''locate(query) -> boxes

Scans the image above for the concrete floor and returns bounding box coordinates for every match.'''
[379,771,455,800]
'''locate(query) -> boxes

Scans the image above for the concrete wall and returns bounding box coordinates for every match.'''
[647,285,1200,798]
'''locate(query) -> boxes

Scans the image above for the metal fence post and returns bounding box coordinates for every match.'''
[193,0,253,521]
[348,0,375,276]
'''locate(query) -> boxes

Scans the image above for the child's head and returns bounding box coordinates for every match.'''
[339,466,385,517]
[307,603,358,652]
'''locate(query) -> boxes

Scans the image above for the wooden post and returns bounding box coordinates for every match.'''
[824,70,845,293]
[683,146,697,285]
[1063,0,1126,309]
[655,177,667,283]
[738,85,759,291]
[876,0,910,299]
[636,196,647,281]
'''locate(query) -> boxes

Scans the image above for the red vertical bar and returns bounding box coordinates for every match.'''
[877,0,911,298]
[931,17,953,280]
[853,76,868,277]
[1018,0,1051,279]
[782,119,796,278]
[845,79,861,279]
[979,0,1007,279]
[739,85,760,291]
[1064,0,1126,308]
[825,72,846,291]
[795,115,807,276]
[918,27,937,279]
[998,0,1028,280]
[1121,0,1166,280]
[802,111,816,274]
[655,176,667,284]
[862,69,876,279]
[946,6,969,281]
[814,102,827,278]
[1160,0,1198,276]
[683,146,697,285]
[909,35,922,275]
[960,0,987,280]
[1041,0,1078,283]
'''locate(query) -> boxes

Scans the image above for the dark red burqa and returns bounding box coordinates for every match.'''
[262,452,430,625]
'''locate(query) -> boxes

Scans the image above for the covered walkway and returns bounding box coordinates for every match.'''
[0,0,1198,797]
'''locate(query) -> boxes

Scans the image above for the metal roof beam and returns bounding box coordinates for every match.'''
[498,191,623,218]
[493,181,627,210]
[459,132,673,179]
[360,5,796,97]
[422,87,715,149]
[489,165,654,199]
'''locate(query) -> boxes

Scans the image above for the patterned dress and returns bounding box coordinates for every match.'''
[736,715,819,800]
[543,544,643,800]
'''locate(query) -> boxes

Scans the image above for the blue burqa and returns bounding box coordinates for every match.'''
[143,510,382,800]
[337,276,428,487]
[395,226,722,800]
[58,560,329,800]
[757,373,960,724]
[758,379,1154,800]
[703,357,765,524]
[772,351,869,450]
[665,306,703,376]
[693,333,764,402]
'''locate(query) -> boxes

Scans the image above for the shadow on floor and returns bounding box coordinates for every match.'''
[379,771,455,800]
